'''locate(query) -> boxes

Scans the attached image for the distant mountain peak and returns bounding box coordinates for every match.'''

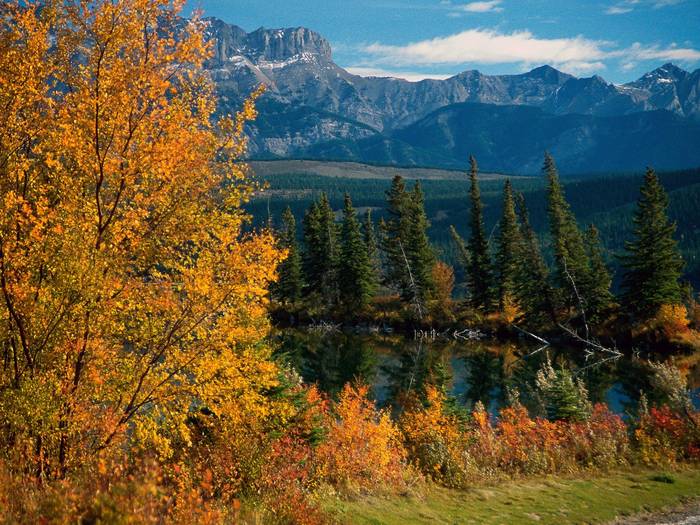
[636,62,688,84]
[526,65,571,81]
[197,15,700,164]
[204,18,332,65]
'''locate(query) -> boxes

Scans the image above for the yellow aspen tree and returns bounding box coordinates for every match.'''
[0,0,283,478]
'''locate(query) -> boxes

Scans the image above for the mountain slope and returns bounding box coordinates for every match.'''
[388,103,700,173]
[197,17,700,171]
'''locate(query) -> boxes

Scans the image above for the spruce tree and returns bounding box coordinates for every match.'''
[495,180,522,311]
[302,200,322,285]
[338,194,376,312]
[584,224,615,322]
[467,155,494,311]
[302,193,339,308]
[274,206,303,305]
[544,153,597,316]
[363,209,380,277]
[620,168,685,317]
[449,225,470,295]
[407,182,436,305]
[515,193,557,325]
[381,177,435,314]
[381,176,412,298]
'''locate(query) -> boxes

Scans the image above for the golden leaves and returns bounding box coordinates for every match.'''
[0,0,281,476]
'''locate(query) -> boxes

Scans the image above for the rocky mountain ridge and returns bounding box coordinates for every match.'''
[198,17,700,173]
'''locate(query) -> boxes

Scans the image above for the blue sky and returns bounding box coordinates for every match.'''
[184,0,700,83]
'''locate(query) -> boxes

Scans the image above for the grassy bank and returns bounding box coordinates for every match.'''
[328,468,700,525]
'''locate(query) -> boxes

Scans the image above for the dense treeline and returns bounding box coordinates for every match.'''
[272,153,698,348]
[250,167,700,290]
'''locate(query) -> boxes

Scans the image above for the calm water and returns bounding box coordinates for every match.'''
[273,329,700,416]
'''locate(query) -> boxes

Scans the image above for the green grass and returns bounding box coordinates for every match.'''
[327,468,700,524]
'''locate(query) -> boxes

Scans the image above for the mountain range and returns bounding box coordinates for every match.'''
[202,17,700,174]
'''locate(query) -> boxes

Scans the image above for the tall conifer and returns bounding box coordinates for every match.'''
[274,206,303,305]
[515,193,557,325]
[620,168,685,317]
[449,226,470,271]
[544,153,597,316]
[584,224,615,321]
[467,156,494,310]
[302,193,339,307]
[407,183,436,305]
[381,177,435,314]
[495,180,522,311]
[339,194,376,312]
[381,176,412,298]
[363,209,380,276]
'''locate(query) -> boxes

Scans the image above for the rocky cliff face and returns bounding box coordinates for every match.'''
[196,17,700,171]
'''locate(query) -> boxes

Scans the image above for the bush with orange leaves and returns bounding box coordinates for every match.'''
[484,402,628,476]
[653,304,691,339]
[0,451,234,525]
[399,386,476,487]
[400,389,631,484]
[315,383,408,493]
[633,303,700,348]
[634,403,700,466]
[254,434,327,525]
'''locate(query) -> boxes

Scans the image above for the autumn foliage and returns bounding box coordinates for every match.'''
[1,1,699,524]
[399,390,631,487]
[635,405,700,466]
[316,383,407,492]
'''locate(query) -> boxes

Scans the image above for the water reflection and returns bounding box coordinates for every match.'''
[272,329,700,415]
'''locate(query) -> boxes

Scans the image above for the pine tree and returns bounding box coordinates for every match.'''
[536,360,591,422]
[381,177,435,315]
[584,224,615,321]
[407,182,436,305]
[620,168,685,317]
[467,156,494,310]
[544,153,596,315]
[381,176,412,298]
[338,194,376,312]
[363,209,381,277]
[274,206,304,305]
[302,193,339,308]
[515,193,557,325]
[495,180,522,312]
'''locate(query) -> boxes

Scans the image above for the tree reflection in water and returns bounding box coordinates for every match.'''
[273,329,700,415]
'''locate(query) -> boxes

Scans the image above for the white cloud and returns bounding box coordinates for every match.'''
[346,67,452,82]
[622,42,700,61]
[604,0,685,15]
[604,0,682,14]
[363,29,610,71]
[653,0,684,7]
[358,27,700,79]
[605,5,634,14]
[459,1,504,13]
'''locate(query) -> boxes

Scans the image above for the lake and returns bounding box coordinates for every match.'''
[273,329,700,416]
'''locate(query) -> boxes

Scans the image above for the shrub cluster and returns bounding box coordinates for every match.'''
[2,377,698,524]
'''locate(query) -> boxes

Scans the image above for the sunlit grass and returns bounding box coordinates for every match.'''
[328,468,700,524]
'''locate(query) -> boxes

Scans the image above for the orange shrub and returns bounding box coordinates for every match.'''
[255,435,326,525]
[399,387,475,487]
[635,405,700,466]
[462,402,629,478]
[653,304,691,339]
[565,404,629,470]
[315,384,407,492]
